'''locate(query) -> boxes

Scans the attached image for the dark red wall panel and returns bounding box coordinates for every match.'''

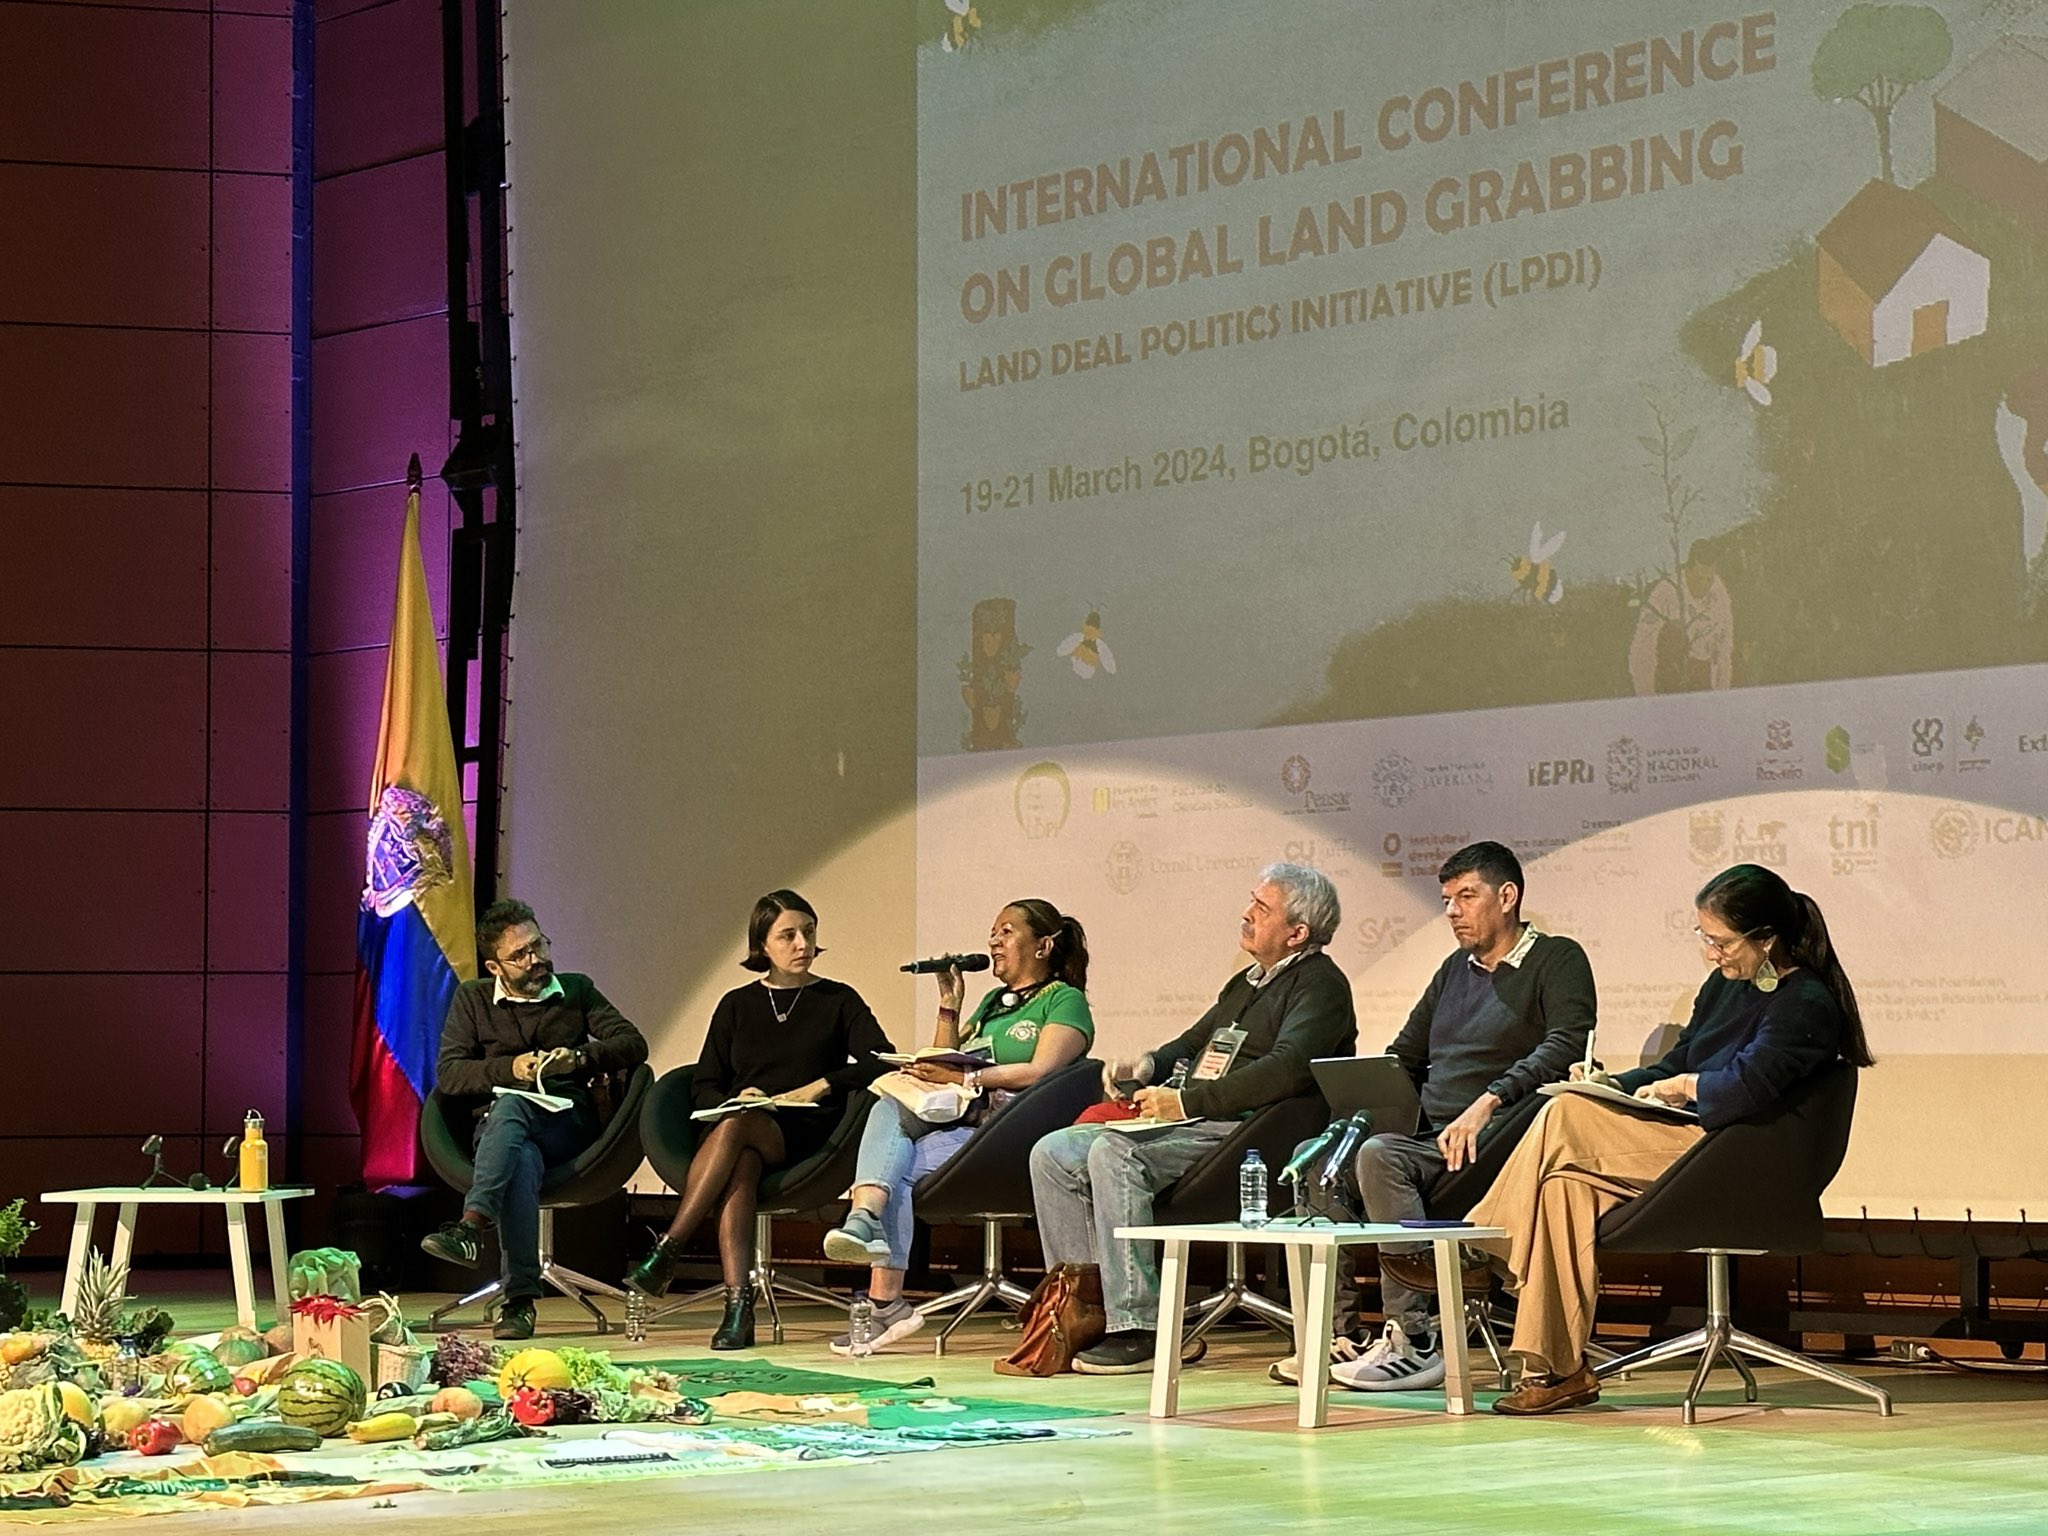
[303,811,366,975]
[209,651,292,810]
[312,0,442,177]
[312,153,447,333]
[0,650,208,808]
[209,491,292,650]
[206,814,290,973]
[212,13,294,175]
[310,314,451,490]
[6,976,206,1137]
[0,165,209,328]
[0,326,210,488]
[205,973,290,1136]
[2,810,205,971]
[301,973,364,1137]
[0,5,209,168]
[310,482,451,651]
[306,646,386,815]
[0,488,209,648]
[212,329,294,492]
[213,172,294,333]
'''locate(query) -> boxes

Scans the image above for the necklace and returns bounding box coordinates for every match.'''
[996,977,1051,1012]
[764,979,806,1025]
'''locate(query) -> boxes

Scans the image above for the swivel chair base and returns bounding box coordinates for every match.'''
[630,1212,848,1344]
[1182,1243,1294,1350]
[916,1216,1035,1355]
[1591,1250,1894,1424]
[427,1209,626,1334]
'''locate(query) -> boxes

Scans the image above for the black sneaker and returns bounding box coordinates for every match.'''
[493,1296,536,1341]
[421,1220,481,1268]
[1073,1330,1156,1375]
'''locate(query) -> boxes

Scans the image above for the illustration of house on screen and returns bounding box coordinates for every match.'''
[1815,179,1990,367]
[1932,34,2048,236]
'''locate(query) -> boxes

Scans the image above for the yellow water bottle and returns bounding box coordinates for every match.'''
[239,1110,270,1193]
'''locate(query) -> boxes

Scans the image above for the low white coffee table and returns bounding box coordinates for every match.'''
[43,1186,310,1331]
[1114,1217,1505,1428]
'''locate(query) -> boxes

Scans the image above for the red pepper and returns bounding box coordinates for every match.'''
[507,1386,554,1427]
[133,1418,183,1456]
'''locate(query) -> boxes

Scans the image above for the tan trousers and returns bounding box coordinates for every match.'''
[1466,1092,1704,1377]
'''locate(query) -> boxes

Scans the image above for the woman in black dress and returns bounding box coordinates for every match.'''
[624,890,893,1347]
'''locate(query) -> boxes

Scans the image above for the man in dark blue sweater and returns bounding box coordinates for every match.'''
[1282,842,1594,1392]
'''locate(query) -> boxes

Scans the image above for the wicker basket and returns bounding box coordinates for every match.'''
[373,1339,430,1391]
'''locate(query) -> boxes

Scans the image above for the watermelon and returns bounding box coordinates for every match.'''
[158,1346,232,1398]
[211,1327,270,1369]
[275,1358,367,1438]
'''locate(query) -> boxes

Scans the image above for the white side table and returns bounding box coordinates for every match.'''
[1114,1217,1505,1428]
[42,1186,310,1331]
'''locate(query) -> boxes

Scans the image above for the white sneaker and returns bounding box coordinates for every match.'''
[828,1296,925,1355]
[1267,1331,1371,1385]
[1330,1321,1445,1392]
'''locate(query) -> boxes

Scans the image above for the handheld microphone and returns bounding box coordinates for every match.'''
[1279,1120,1347,1185]
[901,953,993,974]
[1314,1109,1377,1191]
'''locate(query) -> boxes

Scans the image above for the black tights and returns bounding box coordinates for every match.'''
[657,1109,786,1289]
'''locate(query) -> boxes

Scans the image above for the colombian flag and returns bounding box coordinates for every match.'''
[348,458,476,1187]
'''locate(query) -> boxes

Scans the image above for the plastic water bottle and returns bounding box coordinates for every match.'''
[1239,1149,1270,1228]
[847,1292,876,1358]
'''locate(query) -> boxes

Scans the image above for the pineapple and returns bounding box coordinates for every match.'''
[69,1250,132,1368]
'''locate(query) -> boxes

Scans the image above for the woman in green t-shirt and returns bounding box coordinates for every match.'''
[821,898,1095,1353]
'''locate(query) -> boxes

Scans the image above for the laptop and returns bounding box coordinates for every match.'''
[1309,1054,1422,1137]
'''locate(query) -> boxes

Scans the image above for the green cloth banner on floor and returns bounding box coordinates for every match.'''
[631,1358,1114,1429]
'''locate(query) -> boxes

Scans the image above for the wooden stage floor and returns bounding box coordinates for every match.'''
[42,1279,2048,1535]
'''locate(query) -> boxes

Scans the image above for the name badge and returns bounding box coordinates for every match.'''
[1191,1025,1248,1082]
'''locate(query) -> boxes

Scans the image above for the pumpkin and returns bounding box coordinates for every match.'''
[211,1327,270,1368]
[429,1386,483,1420]
[275,1358,367,1438]
[158,1345,233,1399]
[496,1348,572,1398]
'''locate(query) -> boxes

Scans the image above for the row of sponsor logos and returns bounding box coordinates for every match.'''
[1085,800,2048,900]
[1006,719,2048,838]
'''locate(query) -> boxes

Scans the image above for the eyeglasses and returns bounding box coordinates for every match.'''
[1693,925,1757,956]
[498,935,551,966]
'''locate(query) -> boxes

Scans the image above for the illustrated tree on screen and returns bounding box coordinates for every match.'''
[1626,395,1734,695]
[1811,3,1954,185]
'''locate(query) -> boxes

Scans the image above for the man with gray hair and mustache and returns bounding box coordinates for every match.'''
[1029,862,1356,1374]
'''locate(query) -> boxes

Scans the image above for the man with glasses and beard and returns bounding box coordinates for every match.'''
[421,898,647,1339]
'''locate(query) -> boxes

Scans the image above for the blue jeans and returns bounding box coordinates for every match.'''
[850,1097,975,1270]
[466,1094,598,1299]
[1030,1120,1234,1334]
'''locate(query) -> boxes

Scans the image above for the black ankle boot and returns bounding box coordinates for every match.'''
[625,1239,683,1298]
[710,1285,755,1350]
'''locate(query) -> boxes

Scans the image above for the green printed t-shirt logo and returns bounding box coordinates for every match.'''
[1826,727,1852,774]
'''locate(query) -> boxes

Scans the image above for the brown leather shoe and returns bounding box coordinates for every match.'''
[1379,1247,1491,1295]
[1492,1362,1600,1416]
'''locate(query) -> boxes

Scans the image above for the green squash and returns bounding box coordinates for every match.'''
[158,1344,233,1398]
[275,1358,367,1438]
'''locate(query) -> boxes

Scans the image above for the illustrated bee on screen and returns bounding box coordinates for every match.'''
[1057,611,1117,678]
[1509,523,1567,604]
[1734,319,1777,406]
[941,0,981,52]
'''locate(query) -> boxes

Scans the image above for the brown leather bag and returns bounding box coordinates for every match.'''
[994,1263,1106,1377]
